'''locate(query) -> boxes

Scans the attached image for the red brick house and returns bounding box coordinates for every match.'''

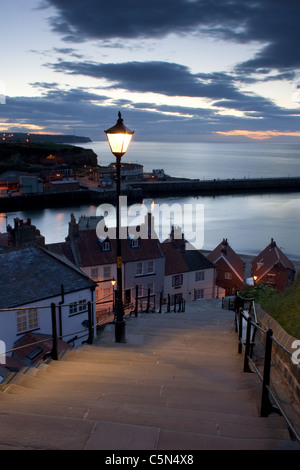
[251,239,295,292]
[207,238,244,296]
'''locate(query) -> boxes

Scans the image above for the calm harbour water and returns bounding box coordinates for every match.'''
[1,141,300,260]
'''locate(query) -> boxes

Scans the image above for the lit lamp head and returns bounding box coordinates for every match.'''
[105,112,134,158]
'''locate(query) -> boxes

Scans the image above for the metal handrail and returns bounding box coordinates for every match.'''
[235,295,300,443]
[0,288,162,367]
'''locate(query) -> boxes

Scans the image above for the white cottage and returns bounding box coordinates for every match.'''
[162,227,216,304]
[0,246,97,362]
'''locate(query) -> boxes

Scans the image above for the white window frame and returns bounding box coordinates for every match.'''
[103,265,111,279]
[17,308,38,333]
[69,299,87,316]
[91,267,98,279]
[69,302,78,315]
[131,238,139,248]
[147,260,155,274]
[147,282,154,294]
[172,274,183,287]
[136,261,143,276]
[102,241,110,251]
[137,284,143,297]
[78,299,87,312]
[225,272,233,280]
[195,271,205,282]
[194,289,204,300]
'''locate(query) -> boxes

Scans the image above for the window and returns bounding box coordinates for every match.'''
[102,287,111,299]
[131,239,139,248]
[69,302,77,315]
[225,272,233,280]
[256,261,264,271]
[17,308,38,333]
[147,260,155,274]
[102,241,111,252]
[147,282,154,294]
[103,266,111,279]
[91,268,98,279]
[17,310,27,332]
[194,289,204,300]
[136,261,143,276]
[172,274,183,287]
[267,274,276,284]
[78,299,87,312]
[27,347,43,361]
[171,293,182,304]
[28,308,38,329]
[195,271,205,282]
[69,299,87,316]
[136,284,143,297]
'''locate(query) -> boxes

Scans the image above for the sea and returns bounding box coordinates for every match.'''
[1,141,300,260]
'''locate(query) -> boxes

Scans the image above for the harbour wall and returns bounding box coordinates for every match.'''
[130,176,300,198]
[0,176,300,212]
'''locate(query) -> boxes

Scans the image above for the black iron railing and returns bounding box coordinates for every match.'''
[0,288,179,368]
[235,293,300,443]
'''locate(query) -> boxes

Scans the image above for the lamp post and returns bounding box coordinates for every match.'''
[105,112,134,343]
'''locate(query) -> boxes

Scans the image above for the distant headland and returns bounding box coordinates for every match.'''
[1,133,91,144]
[0,140,97,173]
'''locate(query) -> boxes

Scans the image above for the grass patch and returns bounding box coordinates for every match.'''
[240,274,300,339]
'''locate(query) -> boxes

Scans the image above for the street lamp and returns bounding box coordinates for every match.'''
[105,112,134,342]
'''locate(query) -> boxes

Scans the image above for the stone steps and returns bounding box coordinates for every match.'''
[0,302,299,450]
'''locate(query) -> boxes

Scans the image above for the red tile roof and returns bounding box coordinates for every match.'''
[49,229,164,268]
[13,332,72,365]
[207,239,244,282]
[252,239,295,279]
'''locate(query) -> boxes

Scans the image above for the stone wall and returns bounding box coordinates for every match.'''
[255,304,300,402]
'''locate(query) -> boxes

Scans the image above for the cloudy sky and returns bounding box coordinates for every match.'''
[1,0,300,142]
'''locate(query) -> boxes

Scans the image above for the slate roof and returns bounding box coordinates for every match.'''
[162,239,215,276]
[0,246,96,309]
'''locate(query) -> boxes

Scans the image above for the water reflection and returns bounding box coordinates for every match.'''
[1,193,299,260]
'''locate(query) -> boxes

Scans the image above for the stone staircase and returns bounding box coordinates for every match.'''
[0,300,299,450]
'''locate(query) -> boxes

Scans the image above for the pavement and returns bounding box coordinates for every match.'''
[0,299,299,451]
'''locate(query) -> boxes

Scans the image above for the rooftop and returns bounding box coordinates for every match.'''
[207,238,244,281]
[162,227,215,275]
[252,238,296,276]
[0,246,96,309]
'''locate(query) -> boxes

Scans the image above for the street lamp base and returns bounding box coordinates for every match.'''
[115,320,126,343]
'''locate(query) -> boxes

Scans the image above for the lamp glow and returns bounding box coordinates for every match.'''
[105,112,134,157]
